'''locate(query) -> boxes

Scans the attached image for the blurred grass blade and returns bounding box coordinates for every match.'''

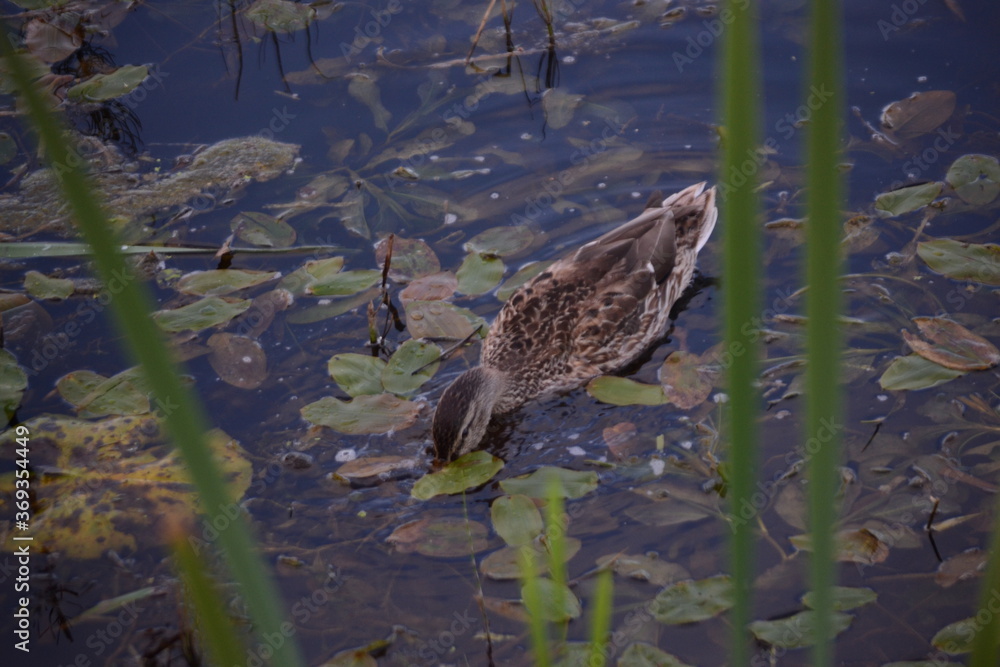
[971,510,1000,661]
[0,41,306,667]
[804,0,844,663]
[587,568,613,667]
[518,546,551,667]
[719,0,761,663]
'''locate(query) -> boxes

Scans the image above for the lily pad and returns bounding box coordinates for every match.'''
[945,154,1000,206]
[659,350,717,409]
[279,256,346,295]
[300,393,421,434]
[152,297,251,333]
[902,317,999,371]
[790,528,890,564]
[874,182,942,217]
[231,211,297,248]
[917,239,1000,285]
[176,269,279,296]
[411,450,504,500]
[328,353,386,397]
[456,253,505,296]
[332,455,421,483]
[465,226,535,256]
[386,516,489,558]
[399,272,457,303]
[24,15,83,63]
[404,300,487,340]
[880,90,956,138]
[24,270,74,300]
[879,354,964,391]
[499,466,599,499]
[56,368,150,417]
[480,537,582,580]
[651,575,734,625]
[66,65,149,102]
[374,236,441,282]
[931,616,1000,654]
[802,586,877,611]
[309,269,381,296]
[749,610,852,649]
[491,494,544,547]
[586,376,667,406]
[596,553,690,587]
[382,340,441,396]
[618,642,694,667]
[0,349,28,420]
[521,577,581,622]
[245,0,315,32]
[206,333,268,389]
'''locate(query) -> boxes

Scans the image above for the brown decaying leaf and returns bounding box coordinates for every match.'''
[935,548,986,588]
[399,272,457,304]
[333,455,422,482]
[659,349,719,410]
[880,91,956,139]
[603,421,639,460]
[902,317,1000,371]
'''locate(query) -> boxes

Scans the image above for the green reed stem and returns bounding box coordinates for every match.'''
[804,0,844,663]
[720,0,761,664]
[1,43,306,667]
[971,512,1000,662]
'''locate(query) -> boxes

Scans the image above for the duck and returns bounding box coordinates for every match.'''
[432,182,718,460]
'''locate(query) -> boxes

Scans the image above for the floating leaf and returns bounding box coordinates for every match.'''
[301,393,420,434]
[399,272,457,303]
[309,269,381,296]
[790,528,890,564]
[931,616,1000,654]
[480,538,582,580]
[491,494,544,547]
[902,317,999,371]
[332,455,421,483]
[499,467,599,499]
[596,553,690,587]
[879,354,964,391]
[586,376,667,406]
[56,368,150,417]
[231,211,296,248]
[542,88,585,130]
[935,548,987,588]
[0,349,28,420]
[348,74,391,133]
[24,15,83,63]
[917,239,1000,285]
[66,65,149,102]
[749,611,852,649]
[522,578,581,622]
[880,90,956,138]
[206,333,267,389]
[176,269,279,296]
[945,153,1000,206]
[624,499,713,528]
[245,0,315,32]
[328,353,386,397]
[618,642,694,667]
[404,300,487,340]
[24,270,74,300]
[497,261,552,301]
[374,236,441,282]
[465,226,535,256]
[652,575,734,624]
[802,586,877,611]
[874,182,942,217]
[382,340,441,396]
[279,256,346,295]
[153,297,251,333]
[456,253,505,296]
[411,450,504,500]
[659,350,717,409]
[386,517,489,557]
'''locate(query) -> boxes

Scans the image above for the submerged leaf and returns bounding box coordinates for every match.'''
[499,467,598,499]
[652,575,734,624]
[659,350,717,409]
[348,74,391,133]
[541,88,585,130]
[586,376,667,406]
[386,516,490,557]
[618,643,694,667]
[749,611,852,649]
[231,211,297,248]
[411,450,504,500]
[802,586,877,611]
[480,538,583,580]
[0,349,28,420]
[917,239,1000,285]
[66,65,148,102]
[880,90,956,138]
[902,317,999,371]
[245,0,315,32]
[301,394,420,434]
[207,333,268,389]
[874,182,942,217]
[945,153,1000,206]
[879,354,965,391]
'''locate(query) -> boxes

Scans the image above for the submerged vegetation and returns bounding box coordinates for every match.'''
[0,0,998,665]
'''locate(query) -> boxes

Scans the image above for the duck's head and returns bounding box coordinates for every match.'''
[432,366,507,461]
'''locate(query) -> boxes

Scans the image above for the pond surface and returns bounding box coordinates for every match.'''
[1,0,999,665]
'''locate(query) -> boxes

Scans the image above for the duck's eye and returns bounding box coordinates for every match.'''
[461,425,471,442]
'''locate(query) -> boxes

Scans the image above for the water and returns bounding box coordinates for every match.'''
[1,0,999,665]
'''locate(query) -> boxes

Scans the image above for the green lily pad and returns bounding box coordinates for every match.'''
[456,253,505,296]
[309,269,381,296]
[874,182,942,217]
[652,575,734,624]
[902,317,999,371]
[499,466,599,499]
[245,0,315,32]
[465,226,535,256]
[152,297,251,333]
[480,537,582,580]
[411,450,504,500]
[586,376,667,406]
[917,239,1000,285]
[0,349,28,421]
[618,643,694,667]
[749,610,852,649]
[521,577,581,622]
[279,256,346,295]
[386,516,490,558]
[206,333,268,389]
[374,236,441,282]
[66,65,149,102]
[404,300,487,340]
[491,494,544,547]
[328,353,386,397]
[945,154,1000,206]
[879,354,964,391]
[301,393,421,435]
[497,261,552,301]
[931,616,998,654]
[659,350,717,409]
[176,269,279,296]
[802,586,877,612]
[231,211,297,248]
[382,340,441,396]
[24,270,74,300]
[56,368,150,417]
